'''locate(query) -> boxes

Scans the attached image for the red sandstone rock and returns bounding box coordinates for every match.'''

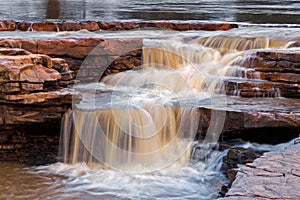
[0,82,20,93]
[222,144,300,199]
[16,22,31,31]
[32,22,60,32]
[0,48,31,56]
[37,38,104,59]
[243,70,300,83]
[224,79,300,98]
[17,21,100,32]
[241,50,300,73]
[0,20,16,31]
[17,22,59,32]
[51,58,70,72]
[21,83,44,91]
[61,21,100,31]
[154,22,175,30]
[1,89,78,104]
[61,71,75,81]
[197,108,300,138]
[0,20,239,32]
[0,55,60,84]
[36,38,142,60]
[0,39,37,54]
[121,22,140,30]
[97,21,238,31]
[190,23,203,30]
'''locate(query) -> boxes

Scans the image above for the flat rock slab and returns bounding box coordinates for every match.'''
[222,143,300,199]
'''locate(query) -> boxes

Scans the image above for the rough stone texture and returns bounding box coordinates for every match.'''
[103,49,142,76]
[12,20,238,32]
[0,54,63,94]
[242,50,300,73]
[0,38,143,81]
[197,108,300,139]
[0,20,16,31]
[0,48,31,56]
[51,58,70,73]
[225,79,300,98]
[222,143,300,199]
[225,49,300,98]
[223,147,265,170]
[0,47,81,164]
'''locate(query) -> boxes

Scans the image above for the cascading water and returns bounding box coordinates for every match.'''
[59,30,295,169]
[0,26,298,199]
[59,36,245,172]
[55,29,298,199]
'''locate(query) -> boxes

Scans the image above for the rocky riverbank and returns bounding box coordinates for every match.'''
[0,20,238,32]
[221,140,300,199]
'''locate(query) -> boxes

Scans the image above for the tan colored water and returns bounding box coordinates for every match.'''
[1,26,299,199]
[60,107,199,172]
[61,27,299,173]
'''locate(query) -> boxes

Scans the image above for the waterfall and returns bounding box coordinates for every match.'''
[60,107,200,172]
[59,35,281,172]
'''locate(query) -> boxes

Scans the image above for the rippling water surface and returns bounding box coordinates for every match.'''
[0,0,299,24]
[0,148,227,200]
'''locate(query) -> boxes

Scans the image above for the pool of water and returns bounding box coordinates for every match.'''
[0,140,294,199]
[0,147,227,200]
[0,0,299,24]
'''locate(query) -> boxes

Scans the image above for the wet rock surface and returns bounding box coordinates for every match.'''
[12,20,238,32]
[222,143,300,199]
[226,49,300,98]
[0,24,298,168]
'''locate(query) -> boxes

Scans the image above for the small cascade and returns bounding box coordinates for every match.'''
[198,33,292,54]
[60,107,200,172]
[60,32,294,172]
[60,37,239,172]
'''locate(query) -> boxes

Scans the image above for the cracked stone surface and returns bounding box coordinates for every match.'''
[222,143,300,199]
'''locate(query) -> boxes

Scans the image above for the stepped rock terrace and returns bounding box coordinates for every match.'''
[0,20,299,199]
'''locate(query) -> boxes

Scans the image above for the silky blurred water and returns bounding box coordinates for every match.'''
[0,0,299,24]
[0,147,228,200]
[0,1,299,199]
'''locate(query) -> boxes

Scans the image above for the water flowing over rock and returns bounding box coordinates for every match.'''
[0,24,299,171]
[9,20,238,32]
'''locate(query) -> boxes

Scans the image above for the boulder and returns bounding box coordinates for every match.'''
[0,56,60,83]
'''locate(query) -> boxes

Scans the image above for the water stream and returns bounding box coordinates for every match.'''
[0,3,299,197]
[51,27,299,199]
[0,0,299,24]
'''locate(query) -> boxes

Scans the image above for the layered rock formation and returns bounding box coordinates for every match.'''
[222,142,300,199]
[0,21,299,167]
[0,48,80,164]
[0,20,238,32]
[0,38,143,164]
[0,38,143,81]
[230,49,300,98]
